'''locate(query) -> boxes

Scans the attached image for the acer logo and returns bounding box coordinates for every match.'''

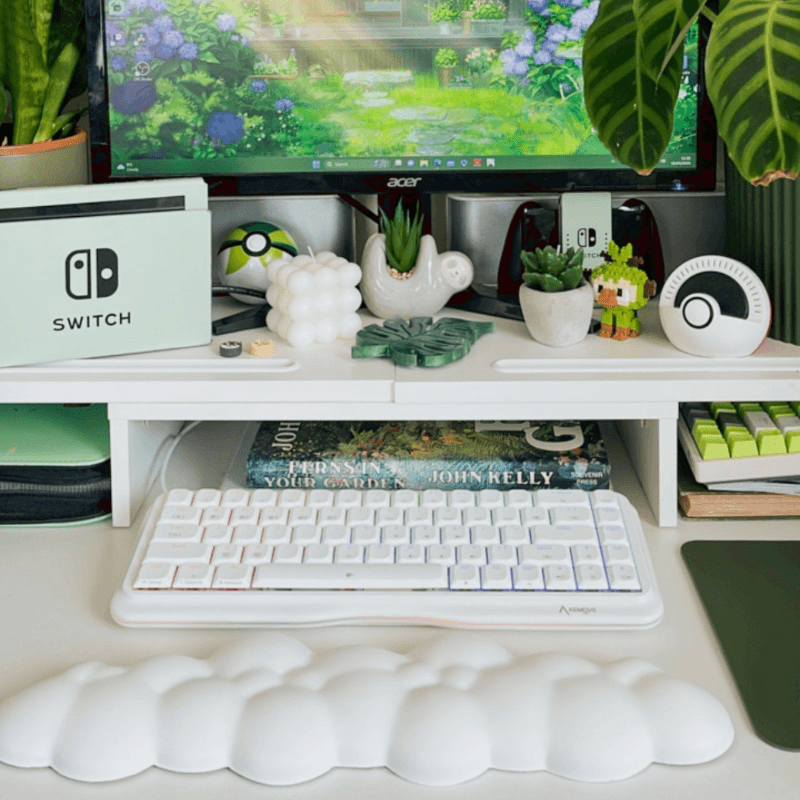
[387,177,422,188]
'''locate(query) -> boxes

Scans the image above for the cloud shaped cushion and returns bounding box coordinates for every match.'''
[0,632,733,785]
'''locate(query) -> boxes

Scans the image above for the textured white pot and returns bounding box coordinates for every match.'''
[360,233,473,319]
[519,281,594,347]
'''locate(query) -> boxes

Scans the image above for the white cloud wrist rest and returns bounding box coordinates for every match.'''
[0,633,733,785]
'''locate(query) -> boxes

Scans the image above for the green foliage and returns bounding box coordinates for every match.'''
[433,48,459,68]
[469,0,507,19]
[521,245,585,292]
[581,0,800,185]
[379,201,424,274]
[430,1,461,22]
[0,0,86,144]
[581,0,683,179]
[352,317,495,367]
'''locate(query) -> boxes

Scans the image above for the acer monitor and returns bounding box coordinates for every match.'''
[86,0,716,207]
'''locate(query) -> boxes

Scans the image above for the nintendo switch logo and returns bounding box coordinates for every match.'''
[577,228,597,248]
[65,248,119,299]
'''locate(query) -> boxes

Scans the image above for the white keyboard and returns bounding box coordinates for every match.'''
[112,487,664,628]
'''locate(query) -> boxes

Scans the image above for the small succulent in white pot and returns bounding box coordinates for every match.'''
[518,246,594,347]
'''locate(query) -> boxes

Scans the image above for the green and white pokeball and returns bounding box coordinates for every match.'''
[216,221,298,304]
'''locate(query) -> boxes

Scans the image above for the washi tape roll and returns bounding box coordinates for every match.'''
[219,341,242,358]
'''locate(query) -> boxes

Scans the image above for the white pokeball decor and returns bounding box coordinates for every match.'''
[659,256,771,358]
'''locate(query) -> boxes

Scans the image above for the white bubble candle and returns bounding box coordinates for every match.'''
[265,251,363,348]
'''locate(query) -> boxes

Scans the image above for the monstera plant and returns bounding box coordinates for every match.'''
[581,0,800,186]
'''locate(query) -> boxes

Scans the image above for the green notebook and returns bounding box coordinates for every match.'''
[682,540,800,751]
[0,404,111,525]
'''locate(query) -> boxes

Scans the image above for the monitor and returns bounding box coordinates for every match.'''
[86,0,716,199]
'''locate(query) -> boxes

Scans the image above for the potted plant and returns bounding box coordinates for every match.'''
[434,48,459,88]
[267,10,289,36]
[430,1,461,34]
[0,0,88,189]
[360,200,474,318]
[581,0,799,187]
[468,0,506,36]
[518,245,594,347]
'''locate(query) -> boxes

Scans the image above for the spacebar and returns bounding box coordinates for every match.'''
[252,563,448,589]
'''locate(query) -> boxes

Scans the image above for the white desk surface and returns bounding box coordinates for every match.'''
[0,426,797,799]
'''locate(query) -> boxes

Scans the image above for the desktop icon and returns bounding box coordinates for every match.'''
[472,158,483,167]
[420,159,429,167]
[487,158,496,167]
[446,159,456,168]
[433,159,442,168]
[460,159,468,167]
[311,160,321,169]
[407,159,416,167]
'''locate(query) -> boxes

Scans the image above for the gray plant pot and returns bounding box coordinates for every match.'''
[0,128,89,189]
[519,281,595,347]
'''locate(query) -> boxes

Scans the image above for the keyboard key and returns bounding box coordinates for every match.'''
[253,563,447,589]
[133,562,176,589]
[174,563,214,588]
[221,489,250,508]
[608,564,641,590]
[144,542,212,564]
[544,564,576,591]
[532,524,596,542]
[304,544,334,564]
[159,505,203,524]
[212,563,254,589]
[512,564,544,590]
[166,489,193,506]
[481,563,512,590]
[576,564,608,590]
[152,523,202,542]
[449,563,481,590]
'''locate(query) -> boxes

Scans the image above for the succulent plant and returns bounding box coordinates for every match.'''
[520,246,585,292]
[379,201,424,274]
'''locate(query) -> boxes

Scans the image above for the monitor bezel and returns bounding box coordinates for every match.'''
[85,3,718,197]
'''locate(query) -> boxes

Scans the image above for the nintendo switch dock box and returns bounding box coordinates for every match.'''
[0,178,212,367]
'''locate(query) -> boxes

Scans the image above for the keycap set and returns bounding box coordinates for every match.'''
[682,401,800,460]
[130,487,643,594]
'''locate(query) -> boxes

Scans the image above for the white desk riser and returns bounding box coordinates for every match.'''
[1,299,799,798]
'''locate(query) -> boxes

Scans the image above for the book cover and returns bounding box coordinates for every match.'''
[246,420,610,491]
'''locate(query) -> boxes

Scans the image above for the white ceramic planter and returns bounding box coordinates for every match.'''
[519,281,594,347]
[360,233,473,319]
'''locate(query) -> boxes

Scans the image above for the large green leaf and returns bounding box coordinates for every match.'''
[706,0,800,184]
[582,0,684,174]
[634,0,702,77]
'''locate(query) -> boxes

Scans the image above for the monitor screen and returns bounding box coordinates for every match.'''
[87,0,716,195]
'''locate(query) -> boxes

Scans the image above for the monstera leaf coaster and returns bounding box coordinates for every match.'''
[352,317,494,367]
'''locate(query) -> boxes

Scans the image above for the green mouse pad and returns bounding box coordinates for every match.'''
[682,540,800,751]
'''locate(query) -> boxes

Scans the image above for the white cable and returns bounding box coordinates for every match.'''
[159,421,203,494]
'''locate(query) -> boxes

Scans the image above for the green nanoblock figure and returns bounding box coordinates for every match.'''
[590,241,657,341]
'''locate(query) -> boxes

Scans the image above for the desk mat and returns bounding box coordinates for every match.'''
[682,540,800,750]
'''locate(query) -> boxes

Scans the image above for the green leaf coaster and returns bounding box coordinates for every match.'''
[352,317,495,367]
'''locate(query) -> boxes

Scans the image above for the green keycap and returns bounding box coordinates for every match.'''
[726,431,759,458]
[756,430,788,455]
[710,401,736,418]
[787,431,800,453]
[696,433,730,460]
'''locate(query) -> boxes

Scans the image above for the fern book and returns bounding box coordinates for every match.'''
[246,420,610,491]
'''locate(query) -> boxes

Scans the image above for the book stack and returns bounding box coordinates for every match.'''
[246,420,610,493]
